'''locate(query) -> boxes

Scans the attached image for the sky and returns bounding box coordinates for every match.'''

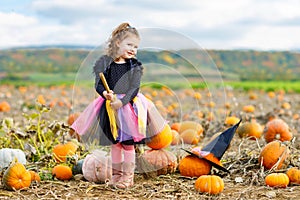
[1,0,300,50]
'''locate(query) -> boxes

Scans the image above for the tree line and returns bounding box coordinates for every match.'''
[0,47,299,81]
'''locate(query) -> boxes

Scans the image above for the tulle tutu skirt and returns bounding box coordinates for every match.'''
[71,93,167,146]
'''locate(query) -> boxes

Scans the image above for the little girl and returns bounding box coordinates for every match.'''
[71,23,166,189]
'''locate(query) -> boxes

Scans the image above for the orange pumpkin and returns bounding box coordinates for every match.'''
[265,173,289,188]
[53,141,78,162]
[281,102,291,110]
[195,175,224,194]
[52,165,73,180]
[225,116,240,127]
[286,167,300,184]
[2,161,31,190]
[0,101,11,112]
[146,124,172,149]
[18,86,27,94]
[37,95,46,105]
[243,105,255,113]
[267,91,276,98]
[258,141,289,170]
[193,92,202,100]
[236,121,263,139]
[179,155,211,177]
[248,92,258,100]
[264,119,293,143]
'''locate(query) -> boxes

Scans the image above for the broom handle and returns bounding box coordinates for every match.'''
[99,72,110,92]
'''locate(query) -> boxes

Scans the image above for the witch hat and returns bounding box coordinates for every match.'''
[181,119,242,173]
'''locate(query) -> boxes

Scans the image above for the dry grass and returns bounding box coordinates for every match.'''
[1,85,300,199]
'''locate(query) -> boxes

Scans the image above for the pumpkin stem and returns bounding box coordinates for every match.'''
[275,133,281,140]
[12,157,18,165]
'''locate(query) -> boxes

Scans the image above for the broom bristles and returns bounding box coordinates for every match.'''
[135,145,157,179]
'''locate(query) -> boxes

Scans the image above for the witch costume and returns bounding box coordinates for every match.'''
[71,55,166,146]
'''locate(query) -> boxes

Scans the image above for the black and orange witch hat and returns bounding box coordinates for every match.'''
[181,119,242,173]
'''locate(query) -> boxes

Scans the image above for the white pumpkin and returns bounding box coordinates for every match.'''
[0,148,27,170]
[82,149,112,183]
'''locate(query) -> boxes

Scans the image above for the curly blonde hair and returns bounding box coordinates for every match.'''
[106,22,140,59]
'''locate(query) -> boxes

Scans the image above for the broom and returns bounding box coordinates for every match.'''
[99,72,111,95]
[99,72,155,178]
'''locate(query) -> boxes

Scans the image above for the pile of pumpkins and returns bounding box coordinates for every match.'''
[52,141,78,181]
[52,140,112,184]
[170,120,225,194]
[257,118,296,188]
[177,145,225,194]
[170,121,204,145]
[168,117,298,194]
[2,117,299,195]
[230,116,299,189]
[137,123,178,178]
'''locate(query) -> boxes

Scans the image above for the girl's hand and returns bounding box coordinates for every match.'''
[103,90,114,100]
[110,99,123,110]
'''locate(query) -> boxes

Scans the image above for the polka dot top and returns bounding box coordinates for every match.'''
[96,58,143,105]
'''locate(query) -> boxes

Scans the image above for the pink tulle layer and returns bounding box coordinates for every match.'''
[71,93,166,144]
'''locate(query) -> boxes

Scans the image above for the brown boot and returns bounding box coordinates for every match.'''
[115,162,135,189]
[109,162,123,186]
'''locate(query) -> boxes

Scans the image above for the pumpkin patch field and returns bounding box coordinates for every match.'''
[0,84,300,200]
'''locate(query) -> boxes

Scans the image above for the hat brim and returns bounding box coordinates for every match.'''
[181,148,230,173]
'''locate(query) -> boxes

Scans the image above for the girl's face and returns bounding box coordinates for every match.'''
[116,34,140,62]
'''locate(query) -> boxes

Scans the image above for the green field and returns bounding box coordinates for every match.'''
[2,72,300,93]
[223,81,300,93]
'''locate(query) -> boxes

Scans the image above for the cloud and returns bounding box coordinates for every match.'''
[0,12,39,47]
[0,0,300,50]
[0,11,105,49]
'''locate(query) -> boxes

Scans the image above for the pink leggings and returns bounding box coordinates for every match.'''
[111,143,135,163]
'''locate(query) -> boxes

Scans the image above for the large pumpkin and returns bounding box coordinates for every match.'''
[0,148,27,170]
[137,149,177,178]
[258,141,289,170]
[82,149,112,183]
[195,175,224,194]
[264,119,293,143]
[179,155,211,177]
[146,124,172,149]
[53,141,78,162]
[265,173,289,188]
[2,161,31,190]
